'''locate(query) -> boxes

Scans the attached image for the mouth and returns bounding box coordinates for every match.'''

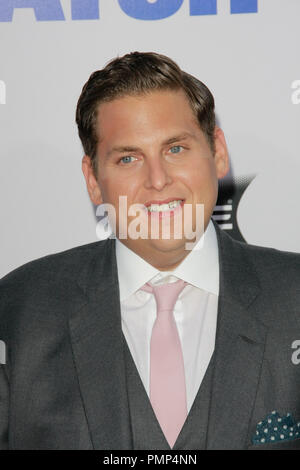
[144,198,185,218]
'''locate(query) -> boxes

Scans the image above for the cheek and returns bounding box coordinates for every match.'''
[100,175,137,207]
[187,160,218,197]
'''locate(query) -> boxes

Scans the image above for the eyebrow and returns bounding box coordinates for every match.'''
[106,132,196,158]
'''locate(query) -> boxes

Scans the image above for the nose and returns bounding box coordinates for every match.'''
[143,155,172,191]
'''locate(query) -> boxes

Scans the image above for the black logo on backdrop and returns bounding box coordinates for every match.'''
[213,175,256,242]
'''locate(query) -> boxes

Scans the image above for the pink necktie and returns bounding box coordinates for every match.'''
[141,279,188,448]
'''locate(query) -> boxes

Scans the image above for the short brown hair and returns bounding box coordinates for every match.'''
[76,51,216,175]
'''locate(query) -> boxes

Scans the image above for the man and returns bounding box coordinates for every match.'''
[1,52,300,450]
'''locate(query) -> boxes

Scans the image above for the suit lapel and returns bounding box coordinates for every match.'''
[207,225,268,449]
[68,238,132,450]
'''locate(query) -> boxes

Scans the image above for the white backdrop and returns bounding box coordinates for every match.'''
[1,0,299,278]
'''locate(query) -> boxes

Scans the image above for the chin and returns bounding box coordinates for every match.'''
[148,237,187,253]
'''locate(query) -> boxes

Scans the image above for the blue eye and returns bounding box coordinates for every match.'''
[170,146,183,154]
[120,156,134,164]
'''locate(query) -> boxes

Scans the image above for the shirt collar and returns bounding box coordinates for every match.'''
[115,219,219,301]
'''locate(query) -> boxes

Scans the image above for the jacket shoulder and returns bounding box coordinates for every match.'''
[223,232,300,310]
[219,230,300,327]
[0,239,113,365]
[0,240,107,287]
[235,237,300,274]
[0,239,111,330]
[220,228,300,272]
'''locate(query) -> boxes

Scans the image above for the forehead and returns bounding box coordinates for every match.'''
[96,89,200,144]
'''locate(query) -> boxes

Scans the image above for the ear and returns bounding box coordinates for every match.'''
[82,155,103,205]
[213,127,230,179]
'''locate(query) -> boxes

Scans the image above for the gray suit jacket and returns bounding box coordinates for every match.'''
[1,224,300,449]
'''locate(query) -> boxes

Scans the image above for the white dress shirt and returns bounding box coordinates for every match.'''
[115,220,219,413]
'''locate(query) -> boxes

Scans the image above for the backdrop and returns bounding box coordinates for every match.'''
[1,0,299,278]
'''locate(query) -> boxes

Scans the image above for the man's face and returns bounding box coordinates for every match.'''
[82,89,229,269]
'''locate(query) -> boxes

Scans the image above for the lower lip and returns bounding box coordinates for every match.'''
[145,200,185,219]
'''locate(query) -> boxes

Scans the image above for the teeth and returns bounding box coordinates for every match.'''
[147,200,183,212]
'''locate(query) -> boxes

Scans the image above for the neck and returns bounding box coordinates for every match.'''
[120,238,197,271]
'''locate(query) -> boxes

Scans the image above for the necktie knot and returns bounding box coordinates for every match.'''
[141,279,186,314]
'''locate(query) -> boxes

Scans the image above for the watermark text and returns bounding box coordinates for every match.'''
[96,197,205,251]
